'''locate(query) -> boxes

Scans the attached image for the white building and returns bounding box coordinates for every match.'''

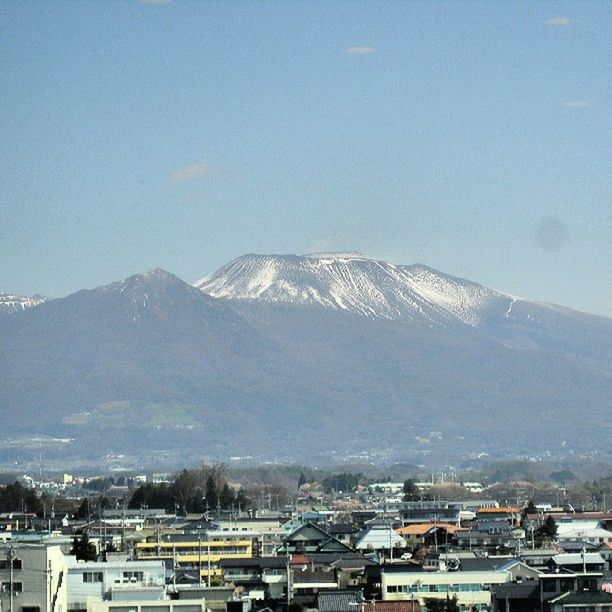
[381,565,510,611]
[65,558,166,612]
[87,600,205,612]
[556,519,612,547]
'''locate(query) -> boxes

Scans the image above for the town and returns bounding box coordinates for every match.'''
[1,465,611,612]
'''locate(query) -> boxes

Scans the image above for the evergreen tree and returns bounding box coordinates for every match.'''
[219,483,235,508]
[0,481,43,514]
[525,499,537,515]
[537,515,557,539]
[70,532,97,561]
[403,479,421,502]
[205,475,218,511]
[298,472,307,488]
[74,497,90,520]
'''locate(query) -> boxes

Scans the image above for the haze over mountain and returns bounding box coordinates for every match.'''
[1,254,610,468]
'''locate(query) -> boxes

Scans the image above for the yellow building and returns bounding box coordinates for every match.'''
[135,535,252,582]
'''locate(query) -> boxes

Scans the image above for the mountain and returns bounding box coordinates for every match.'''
[196,252,502,325]
[0,269,283,463]
[197,253,612,368]
[0,255,610,468]
[0,292,45,316]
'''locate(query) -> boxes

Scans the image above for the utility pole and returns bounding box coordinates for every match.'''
[172,546,176,592]
[198,534,202,586]
[47,560,53,612]
[7,547,16,612]
[286,553,292,609]
[207,540,211,588]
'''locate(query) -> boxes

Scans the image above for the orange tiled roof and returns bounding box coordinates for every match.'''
[396,523,458,536]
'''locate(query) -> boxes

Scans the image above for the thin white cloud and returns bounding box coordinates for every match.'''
[546,16,572,25]
[345,46,375,55]
[564,100,591,108]
[170,160,212,183]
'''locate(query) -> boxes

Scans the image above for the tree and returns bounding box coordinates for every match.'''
[0,481,43,515]
[219,483,235,509]
[403,479,421,502]
[74,497,91,520]
[549,470,576,485]
[425,597,459,612]
[70,532,97,561]
[298,472,307,489]
[446,595,459,611]
[537,515,557,539]
[205,475,218,511]
[524,499,537,515]
[235,488,250,512]
[322,472,362,494]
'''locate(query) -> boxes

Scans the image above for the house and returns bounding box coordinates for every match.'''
[355,526,406,560]
[218,556,287,600]
[396,523,458,548]
[327,523,360,547]
[277,522,352,555]
[548,552,606,574]
[491,582,541,612]
[316,590,361,612]
[397,502,461,526]
[317,591,420,612]
[519,549,560,569]
[537,570,603,610]
[475,507,520,525]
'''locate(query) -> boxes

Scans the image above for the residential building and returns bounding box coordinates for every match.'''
[380,563,510,611]
[65,557,166,612]
[0,544,67,612]
[134,533,252,582]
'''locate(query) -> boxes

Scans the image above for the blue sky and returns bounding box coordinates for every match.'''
[1,0,610,316]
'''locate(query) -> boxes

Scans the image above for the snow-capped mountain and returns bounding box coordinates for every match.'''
[0,291,45,315]
[196,253,515,326]
[1,255,610,464]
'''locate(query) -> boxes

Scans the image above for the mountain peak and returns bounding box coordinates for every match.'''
[303,251,374,261]
[195,252,506,326]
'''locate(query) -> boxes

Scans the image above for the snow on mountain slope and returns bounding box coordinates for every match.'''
[195,253,511,326]
[0,292,46,314]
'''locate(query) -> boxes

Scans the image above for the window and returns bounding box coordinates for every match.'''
[0,560,22,570]
[543,579,557,592]
[82,572,103,583]
[387,585,398,593]
[122,571,144,582]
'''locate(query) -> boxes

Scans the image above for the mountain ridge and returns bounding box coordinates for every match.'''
[1,255,610,467]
